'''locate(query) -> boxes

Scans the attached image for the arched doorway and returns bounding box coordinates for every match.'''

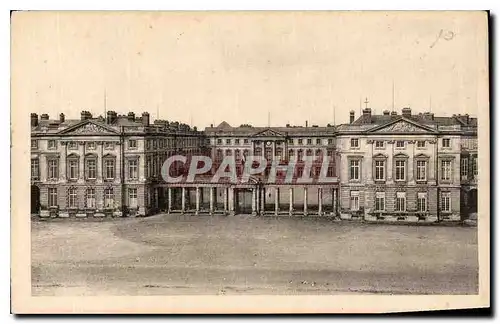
[31,185,40,214]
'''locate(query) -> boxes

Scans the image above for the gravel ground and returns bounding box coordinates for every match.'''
[31,214,478,296]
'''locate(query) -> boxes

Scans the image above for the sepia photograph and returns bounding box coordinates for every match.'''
[10,10,490,313]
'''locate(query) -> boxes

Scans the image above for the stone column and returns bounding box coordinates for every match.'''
[229,187,235,215]
[272,141,276,160]
[209,187,214,214]
[181,187,186,213]
[333,188,337,216]
[195,187,200,215]
[168,187,172,213]
[275,187,280,216]
[260,187,265,214]
[79,141,85,182]
[318,187,323,216]
[252,188,257,215]
[60,142,67,181]
[223,187,228,214]
[304,187,308,216]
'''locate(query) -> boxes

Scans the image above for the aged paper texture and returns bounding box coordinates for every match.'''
[11,11,489,314]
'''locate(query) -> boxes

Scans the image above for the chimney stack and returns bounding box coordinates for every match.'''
[59,113,65,123]
[305,120,308,128]
[383,110,390,116]
[349,110,355,124]
[106,111,117,124]
[362,108,372,117]
[391,111,398,116]
[402,107,411,117]
[80,111,92,121]
[142,112,150,126]
[127,112,135,121]
[30,113,38,127]
[40,114,49,121]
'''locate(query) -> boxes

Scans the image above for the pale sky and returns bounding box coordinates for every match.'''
[12,11,488,128]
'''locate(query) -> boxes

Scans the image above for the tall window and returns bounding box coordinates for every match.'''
[441,160,452,181]
[104,188,114,208]
[129,188,138,208]
[416,160,427,181]
[327,166,334,177]
[48,188,57,207]
[349,160,360,180]
[86,158,96,179]
[31,158,39,180]
[128,159,138,180]
[68,187,77,208]
[128,140,137,149]
[473,157,478,177]
[417,192,427,212]
[104,158,115,179]
[395,192,406,212]
[350,191,359,211]
[442,138,451,148]
[441,192,451,212]
[68,159,79,180]
[48,159,59,180]
[86,188,96,208]
[350,138,359,148]
[374,160,385,181]
[375,192,385,211]
[395,160,406,181]
[461,157,469,178]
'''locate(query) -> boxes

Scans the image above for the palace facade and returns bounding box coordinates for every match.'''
[30,106,478,222]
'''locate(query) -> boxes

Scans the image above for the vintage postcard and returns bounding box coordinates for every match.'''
[11,11,489,314]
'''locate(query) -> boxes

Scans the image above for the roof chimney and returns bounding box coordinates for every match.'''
[402,107,411,117]
[305,120,308,128]
[106,111,117,124]
[383,110,390,116]
[40,114,49,121]
[30,113,38,127]
[59,113,65,123]
[127,112,135,121]
[142,112,150,126]
[349,110,355,124]
[390,111,398,116]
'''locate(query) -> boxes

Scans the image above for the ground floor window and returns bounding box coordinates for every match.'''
[68,187,78,208]
[375,192,385,211]
[104,188,114,208]
[129,188,138,208]
[350,191,359,211]
[86,188,96,208]
[48,188,57,207]
[417,192,427,212]
[441,192,451,212]
[395,192,406,212]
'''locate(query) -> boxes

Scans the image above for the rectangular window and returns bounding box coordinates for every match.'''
[104,159,115,179]
[104,142,114,150]
[288,138,293,144]
[350,191,359,211]
[349,160,360,180]
[328,139,333,145]
[441,192,451,212]
[395,192,406,212]
[395,160,406,181]
[87,142,96,150]
[48,140,57,149]
[68,141,78,150]
[316,138,321,145]
[68,188,77,208]
[235,139,240,144]
[298,139,303,145]
[217,139,222,144]
[441,160,452,181]
[129,188,138,208]
[48,159,59,180]
[104,188,114,208]
[396,141,405,148]
[128,159,138,180]
[375,141,384,148]
[307,138,312,145]
[374,160,385,181]
[417,192,427,212]
[461,157,468,178]
[86,188,96,208]
[128,140,137,149]
[473,157,478,176]
[31,159,39,180]
[86,159,96,179]
[153,140,157,149]
[417,141,426,148]
[31,140,38,149]
[68,159,78,180]
[375,192,385,211]
[350,138,359,148]
[48,188,57,207]
[226,139,231,145]
[327,166,334,177]
[416,160,427,181]
[442,138,451,148]
[244,139,249,144]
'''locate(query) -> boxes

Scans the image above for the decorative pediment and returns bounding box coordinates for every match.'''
[368,118,437,134]
[252,128,285,138]
[59,121,119,135]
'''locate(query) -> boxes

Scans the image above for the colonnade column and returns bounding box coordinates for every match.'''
[229,187,235,215]
[223,187,228,214]
[260,188,265,214]
[275,187,280,216]
[304,187,308,216]
[195,187,200,215]
[209,187,214,215]
[167,187,172,213]
[252,188,257,215]
[318,187,323,216]
[289,187,294,216]
[181,187,186,214]
[333,188,337,216]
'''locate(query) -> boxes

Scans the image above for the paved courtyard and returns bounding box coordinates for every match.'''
[31,214,478,295]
